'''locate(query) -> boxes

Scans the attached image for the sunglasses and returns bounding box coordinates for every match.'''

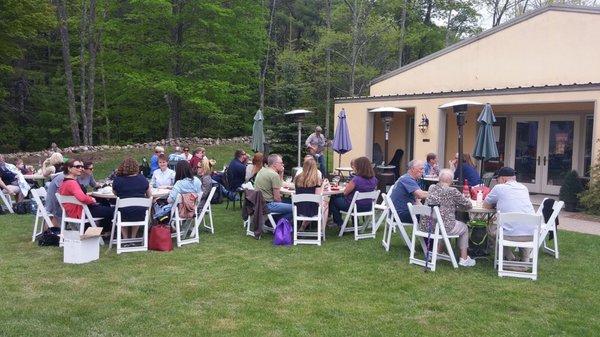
[73,165,84,169]
[87,167,94,170]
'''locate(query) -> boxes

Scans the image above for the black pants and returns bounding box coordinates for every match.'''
[88,204,115,233]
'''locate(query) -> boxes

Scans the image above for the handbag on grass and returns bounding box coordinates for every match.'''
[273,218,292,246]
[148,225,173,251]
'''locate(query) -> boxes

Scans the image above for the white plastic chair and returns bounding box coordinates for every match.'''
[536,198,564,259]
[31,187,54,242]
[196,186,217,234]
[408,204,458,271]
[108,197,152,254]
[380,193,413,252]
[170,193,200,247]
[374,184,395,232]
[338,190,381,240]
[0,190,14,213]
[292,193,323,246]
[56,193,104,247]
[496,213,542,280]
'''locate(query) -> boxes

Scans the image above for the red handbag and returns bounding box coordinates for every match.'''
[470,185,491,200]
[149,225,173,251]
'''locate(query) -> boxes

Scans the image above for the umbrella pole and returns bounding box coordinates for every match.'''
[297,121,302,168]
[458,119,464,185]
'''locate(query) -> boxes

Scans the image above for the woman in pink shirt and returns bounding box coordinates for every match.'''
[58,159,114,233]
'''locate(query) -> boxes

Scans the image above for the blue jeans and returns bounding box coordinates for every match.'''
[266,201,293,221]
[329,195,372,226]
[316,153,326,175]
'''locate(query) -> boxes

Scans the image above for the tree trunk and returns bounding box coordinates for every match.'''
[55,0,80,145]
[259,0,277,112]
[348,0,359,97]
[325,0,332,142]
[79,0,88,144]
[168,0,184,139]
[398,0,408,67]
[85,0,97,145]
[444,5,453,47]
[424,0,433,25]
[99,5,110,143]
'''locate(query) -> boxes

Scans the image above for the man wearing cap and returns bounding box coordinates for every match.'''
[305,126,327,174]
[483,167,535,262]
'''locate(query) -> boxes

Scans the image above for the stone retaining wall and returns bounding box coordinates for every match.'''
[2,136,251,160]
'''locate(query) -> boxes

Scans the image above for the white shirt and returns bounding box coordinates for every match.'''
[294,168,323,180]
[485,180,535,236]
[150,168,175,188]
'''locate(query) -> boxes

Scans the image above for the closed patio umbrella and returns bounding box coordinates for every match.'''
[252,109,265,153]
[473,103,499,175]
[332,108,352,168]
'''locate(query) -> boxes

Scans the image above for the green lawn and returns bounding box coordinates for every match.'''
[2,144,599,336]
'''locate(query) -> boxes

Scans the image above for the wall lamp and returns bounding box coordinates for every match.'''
[418,114,429,133]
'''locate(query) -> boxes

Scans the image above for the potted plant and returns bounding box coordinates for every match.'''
[559,170,584,212]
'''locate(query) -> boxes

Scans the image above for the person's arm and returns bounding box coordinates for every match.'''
[343,180,356,196]
[0,180,9,192]
[273,188,282,202]
[455,189,473,210]
[149,170,158,188]
[167,183,179,204]
[413,189,428,200]
[65,180,96,204]
[483,186,499,209]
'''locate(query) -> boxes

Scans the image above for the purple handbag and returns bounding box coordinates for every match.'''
[273,218,293,246]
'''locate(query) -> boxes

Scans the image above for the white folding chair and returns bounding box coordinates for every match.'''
[374,185,395,233]
[245,212,278,237]
[536,198,564,259]
[338,190,381,240]
[380,193,412,252]
[408,204,458,271]
[0,190,15,213]
[496,213,542,280]
[170,193,200,247]
[108,197,152,254]
[196,186,217,234]
[31,187,54,242]
[56,193,104,247]
[292,193,323,246]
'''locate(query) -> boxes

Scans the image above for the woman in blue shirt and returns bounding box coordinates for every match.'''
[451,153,482,187]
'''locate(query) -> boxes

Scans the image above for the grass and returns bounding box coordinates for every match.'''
[2,144,600,336]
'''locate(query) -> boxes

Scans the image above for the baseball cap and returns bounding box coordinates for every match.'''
[494,167,516,178]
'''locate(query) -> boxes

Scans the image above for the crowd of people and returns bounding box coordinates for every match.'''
[2,141,538,269]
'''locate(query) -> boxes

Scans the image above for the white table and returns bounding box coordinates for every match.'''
[280,186,345,196]
[23,173,59,180]
[91,188,171,200]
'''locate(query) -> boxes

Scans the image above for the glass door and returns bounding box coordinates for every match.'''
[541,117,579,195]
[511,117,543,192]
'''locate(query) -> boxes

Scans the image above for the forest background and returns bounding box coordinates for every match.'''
[1,0,595,152]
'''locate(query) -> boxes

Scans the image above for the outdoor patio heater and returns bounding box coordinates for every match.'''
[285,109,313,172]
[370,107,406,164]
[439,100,483,185]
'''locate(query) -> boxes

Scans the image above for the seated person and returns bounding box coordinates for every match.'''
[0,154,29,203]
[155,161,202,222]
[195,158,214,211]
[450,153,481,186]
[221,149,248,200]
[329,156,377,227]
[423,152,440,177]
[15,158,33,175]
[168,146,186,162]
[245,152,264,183]
[254,154,292,220]
[483,167,535,262]
[182,146,193,161]
[112,157,151,240]
[294,155,323,181]
[39,152,64,177]
[295,156,322,231]
[45,172,65,227]
[150,154,175,188]
[390,159,428,223]
[189,147,206,170]
[424,169,475,267]
[58,159,114,233]
[150,146,165,173]
[77,161,102,191]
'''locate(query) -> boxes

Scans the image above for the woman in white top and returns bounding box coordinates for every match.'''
[150,154,175,188]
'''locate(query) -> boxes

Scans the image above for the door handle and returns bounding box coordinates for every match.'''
[543,156,547,166]
[537,156,540,165]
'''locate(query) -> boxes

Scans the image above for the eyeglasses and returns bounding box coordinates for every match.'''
[87,167,94,171]
[73,165,84,169]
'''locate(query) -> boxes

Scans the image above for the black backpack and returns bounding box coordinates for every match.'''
[38,227,61,246]
[210,182,223,204]
[14,200,35,215]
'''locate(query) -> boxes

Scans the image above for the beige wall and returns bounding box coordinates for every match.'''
[333,90,600,169]
[372,110,411,169]
[370,10,600,96]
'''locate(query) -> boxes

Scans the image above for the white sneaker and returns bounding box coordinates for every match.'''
[459,256,476,267]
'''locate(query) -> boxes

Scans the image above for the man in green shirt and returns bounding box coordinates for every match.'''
[254,154,292,220]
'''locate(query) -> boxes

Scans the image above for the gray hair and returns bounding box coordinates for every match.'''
[407,159,423,170]
[267,154,281,166]
[315,126,322,132]
[174,146,181,152]
[438,169,453,184]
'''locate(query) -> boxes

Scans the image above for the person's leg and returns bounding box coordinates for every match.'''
[329,196,350,226]
[505,235,534,261]
[447,221,469,260]
[317,154,326,175]
[267,202,293,221]
[89,204,115,233]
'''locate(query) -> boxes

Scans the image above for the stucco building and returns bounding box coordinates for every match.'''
[333,5,600,195]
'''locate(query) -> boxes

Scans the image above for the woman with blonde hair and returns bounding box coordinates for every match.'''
[295,156,322,231]
[39,152,64,177]
[196,157,214,210]
[450,153,481,187]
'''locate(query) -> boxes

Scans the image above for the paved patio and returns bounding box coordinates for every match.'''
[531,194,600,236]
